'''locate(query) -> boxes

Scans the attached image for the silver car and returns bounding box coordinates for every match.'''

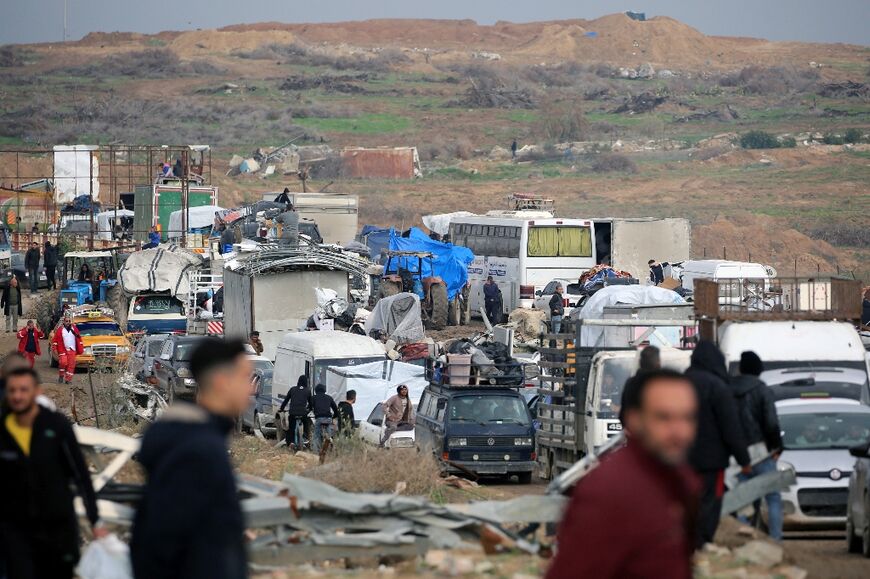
[776,398,870,530]
[129,334,168,381]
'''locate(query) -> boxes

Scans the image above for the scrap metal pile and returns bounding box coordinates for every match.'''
[76,426,566,568]
[227,245,370,280]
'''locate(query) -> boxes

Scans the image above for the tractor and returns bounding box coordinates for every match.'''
[380,250,449,330]
[59,250,121,310]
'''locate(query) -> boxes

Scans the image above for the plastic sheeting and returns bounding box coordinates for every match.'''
[577,285,686,347]
[388,227,474,301]
[53,145,99,204]
[325,359,427,425]
[358,226,391,264]
[421,212,476,236]
[118,245,206,296]
[167,205,224,239]
[364,292,424,344]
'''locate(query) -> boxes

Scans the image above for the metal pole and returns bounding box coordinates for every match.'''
[88,150,94,251]
[182,149,189,247]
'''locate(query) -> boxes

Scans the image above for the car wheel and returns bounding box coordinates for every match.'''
[846,514,863,553]
[517,471,532,485]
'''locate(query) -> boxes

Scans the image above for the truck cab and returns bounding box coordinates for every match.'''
[415,375,536,483]
[583,348,692,453]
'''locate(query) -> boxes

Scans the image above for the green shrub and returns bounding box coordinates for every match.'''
[844,128,863,144]
[780,136,797,148]
[739,130,780,149]
[822,132,845,145]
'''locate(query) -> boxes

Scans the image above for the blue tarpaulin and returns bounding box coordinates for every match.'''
[387,227,474,300]
[358,225,392,264]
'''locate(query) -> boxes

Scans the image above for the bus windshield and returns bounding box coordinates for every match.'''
[133,296,184,316]
[527,226,592,258]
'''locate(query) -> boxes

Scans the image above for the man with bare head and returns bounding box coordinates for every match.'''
[547,370,700,579]
[0,367,103,578]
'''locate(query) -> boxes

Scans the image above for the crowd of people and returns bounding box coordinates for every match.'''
[547,341,783,578]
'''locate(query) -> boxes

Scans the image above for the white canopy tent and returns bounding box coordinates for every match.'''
[95,209,134,241]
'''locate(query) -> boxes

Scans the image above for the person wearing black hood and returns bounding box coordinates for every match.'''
[279,375,311,450]
[685,341,751,548]
[732,351,783,541]
[311,383,338,453]
[131,339,251,579]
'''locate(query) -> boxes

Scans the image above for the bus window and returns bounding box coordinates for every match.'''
[527,226,592,258]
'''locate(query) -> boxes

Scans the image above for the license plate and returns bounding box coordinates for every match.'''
[606,422,623,432]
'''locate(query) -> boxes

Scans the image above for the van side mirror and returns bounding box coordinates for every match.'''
[849,442,870,458]
[535,290,542,296]
[371,418,383,426]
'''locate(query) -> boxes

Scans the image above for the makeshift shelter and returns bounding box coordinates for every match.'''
[364,292,425,344]
[325,359,427,423]
[388,227,474,300]
[576,285,686,347]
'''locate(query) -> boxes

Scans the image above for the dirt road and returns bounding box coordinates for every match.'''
[782,532,870,578]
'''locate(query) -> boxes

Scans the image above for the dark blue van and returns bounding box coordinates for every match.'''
[415,383,536,483]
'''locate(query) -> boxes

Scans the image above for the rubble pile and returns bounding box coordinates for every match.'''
[611,91,667,114]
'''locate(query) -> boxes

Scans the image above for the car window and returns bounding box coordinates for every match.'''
[418,393,431,417]
[173,342,197,361]
[160,341,173,360]
[147,340,165,357]
[780,412,870,450]
[133,295,184,316]
[598,358,635,418]
[435,398,447,422]
[542,281,559,294]
[367,405,384,424]
[770,381,864,402]
[449,395,530,426]
[76,322,123,336]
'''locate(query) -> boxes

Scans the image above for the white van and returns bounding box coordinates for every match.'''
[676,260,775,292]
[272,331,385,402]
[718,321,870,397]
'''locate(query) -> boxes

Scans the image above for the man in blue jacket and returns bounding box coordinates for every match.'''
[131,339,251,579]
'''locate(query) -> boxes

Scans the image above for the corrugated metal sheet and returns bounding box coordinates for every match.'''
[340,147,418,180]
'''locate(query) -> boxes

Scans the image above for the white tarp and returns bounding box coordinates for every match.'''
[167,205,224,240]
[325,360,427,422]
[95,210,134,241]
[577,285,686,347]
[53,145,100,204]
[364,292,424,344]
[118,246,205,296]
[421,211,476,236]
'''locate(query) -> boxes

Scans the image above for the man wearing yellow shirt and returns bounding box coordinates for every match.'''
[0,367,105,578]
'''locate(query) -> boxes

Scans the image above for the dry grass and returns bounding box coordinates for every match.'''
[301,436,442,497]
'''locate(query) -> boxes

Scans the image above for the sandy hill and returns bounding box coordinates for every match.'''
[66,13,866,73]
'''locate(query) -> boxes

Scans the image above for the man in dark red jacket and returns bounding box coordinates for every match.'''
[16,320,45,367]
[546,369,700,579]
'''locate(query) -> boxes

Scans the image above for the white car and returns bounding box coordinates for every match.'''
[533,279,583,318]
[359,404,415,449]
[243,343,275,373]
[775,398,870,530]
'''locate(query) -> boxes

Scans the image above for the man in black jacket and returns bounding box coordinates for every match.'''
[732,351,784,541]
[131,339,251,579]
[685,341,751,547]
[548,283,565,334]
[311,383,339,453]
[337,389,356,436]
[24,243,40,295]
[279,375,311,450]
[43,241,58,290]
[0,367,104,578]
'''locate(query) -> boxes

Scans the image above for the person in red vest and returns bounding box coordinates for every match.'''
[51,317,83,384]
[16,320,45,368]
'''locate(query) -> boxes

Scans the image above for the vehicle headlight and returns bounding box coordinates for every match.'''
[83,347,93,355]
[777,461,794,473]
[177,367,191,378]
[448,437,467,447]
[116,346,130,353]
[514,437,533,446]
[183,378,196,386]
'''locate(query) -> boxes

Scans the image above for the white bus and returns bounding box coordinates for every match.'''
[449,211,597,317]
